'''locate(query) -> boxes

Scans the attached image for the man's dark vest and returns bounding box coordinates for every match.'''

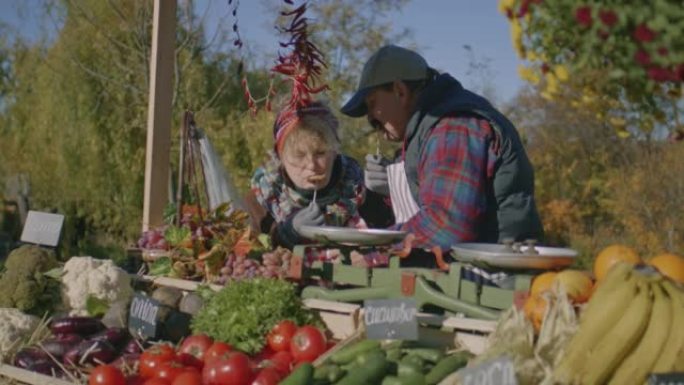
[403,74,544,243]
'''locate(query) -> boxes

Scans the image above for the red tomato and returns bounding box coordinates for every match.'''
[266,320,297,352]
[176,353,203,370]
[260,351,293,376]
[204,341,233,364]
[126,375,145,385]
[178,334,213,360]
[202,351,254,385]
[139,345,177,379]
[250,367,282,385]
[171,371,203,385]
[154,361,192,382]
[142,378,170,385]
[89,365,126,385]
[252,346,276,367]
[290,326,327,363]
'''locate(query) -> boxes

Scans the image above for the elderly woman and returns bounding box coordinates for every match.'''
[250,102,393,249]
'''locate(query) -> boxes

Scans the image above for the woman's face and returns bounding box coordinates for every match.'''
[281,135,336,190]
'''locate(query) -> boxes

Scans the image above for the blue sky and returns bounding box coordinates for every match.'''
[0,1,526,103]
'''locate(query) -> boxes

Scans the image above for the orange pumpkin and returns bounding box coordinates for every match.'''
[648,253,684,284]
[593,244,641,281]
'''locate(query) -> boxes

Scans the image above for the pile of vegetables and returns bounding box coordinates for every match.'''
[87,321,329,385]
[12,316,140,379]
[190,278,321,355]
[283,339,472,385]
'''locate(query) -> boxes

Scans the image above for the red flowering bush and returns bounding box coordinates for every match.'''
[500,0,683,137]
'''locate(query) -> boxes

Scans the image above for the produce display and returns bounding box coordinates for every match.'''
[1,236,683,385]
[137,204,291,285]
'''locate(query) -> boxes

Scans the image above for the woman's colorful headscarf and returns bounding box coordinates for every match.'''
[272,101,340,155]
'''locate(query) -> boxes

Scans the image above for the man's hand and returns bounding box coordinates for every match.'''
[365,154,390,196]
[292,202,325,233]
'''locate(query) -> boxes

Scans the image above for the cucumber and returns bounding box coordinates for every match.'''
[398,361,423,377]
[334,350,388,385]
[382,373,426,385]
[382,376,403,385]
[327,364,345,382]
[425,352,471,385]
[330,339,382,364]
[314,364,340,381]
[382,340,404,350]
[402,348,445,363]
[385,348,402,362]
[280,362,314,385]
[400,353,425,370]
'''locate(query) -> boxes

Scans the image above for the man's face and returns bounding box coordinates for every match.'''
[364,83,412,142]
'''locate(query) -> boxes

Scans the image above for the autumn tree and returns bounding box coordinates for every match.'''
[500,0,683,139]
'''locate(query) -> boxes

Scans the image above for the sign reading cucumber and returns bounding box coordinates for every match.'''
[363,298,418,340]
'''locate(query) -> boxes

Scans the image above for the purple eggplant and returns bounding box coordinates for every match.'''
[63,340,117,366]
[13,347,49,369]
[26,360,65,378]
[40,335,83,358]
[49,316,105,336]
[89,327,129,348]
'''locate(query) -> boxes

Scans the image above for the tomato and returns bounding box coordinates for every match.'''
[139,345,177,379]
[177,353,203,370]
[178,334,213,360]
[204,341,233,364]
[290,326,327,363]
[266,320,297,352]
[89,365,126,385]
[202,351,254,385]
[126,375,145,385]
[260,351,293,376]
[250,367,281,385]
[154,361,195,382]
[142,378,170,385]
[171,371,203,385]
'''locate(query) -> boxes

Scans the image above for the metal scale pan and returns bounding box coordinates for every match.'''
[451,242,578,270]
[298,225,407,246]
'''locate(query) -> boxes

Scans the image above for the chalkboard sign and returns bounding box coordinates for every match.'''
[363,299,418,340]
[649,373,684,385]
[20,210,64,247]
[459,356,518,385]
[128,293,162,339]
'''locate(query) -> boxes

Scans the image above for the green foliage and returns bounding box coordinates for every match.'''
[500,0,683,137]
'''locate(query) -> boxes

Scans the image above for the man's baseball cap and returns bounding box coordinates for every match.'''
[340,45,429,117]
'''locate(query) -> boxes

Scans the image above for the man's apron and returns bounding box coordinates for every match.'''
[387,161,420,224]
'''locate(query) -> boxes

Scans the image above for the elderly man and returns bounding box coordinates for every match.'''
[341,45,543,250]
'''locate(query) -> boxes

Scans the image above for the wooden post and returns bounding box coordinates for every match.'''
[142,0,176,231]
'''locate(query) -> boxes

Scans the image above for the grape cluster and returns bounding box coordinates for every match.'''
[215,247,292,284]
[137,227,169,250]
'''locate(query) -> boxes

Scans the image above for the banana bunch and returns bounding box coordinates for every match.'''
[553,262,684,385]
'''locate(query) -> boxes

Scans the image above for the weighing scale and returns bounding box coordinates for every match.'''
[289,227,578,321]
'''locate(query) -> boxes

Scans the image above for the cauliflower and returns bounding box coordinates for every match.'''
[0,308,40,360]
[61,256,134,316]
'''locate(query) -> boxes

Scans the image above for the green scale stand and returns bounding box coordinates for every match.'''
[289,244,539,321]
